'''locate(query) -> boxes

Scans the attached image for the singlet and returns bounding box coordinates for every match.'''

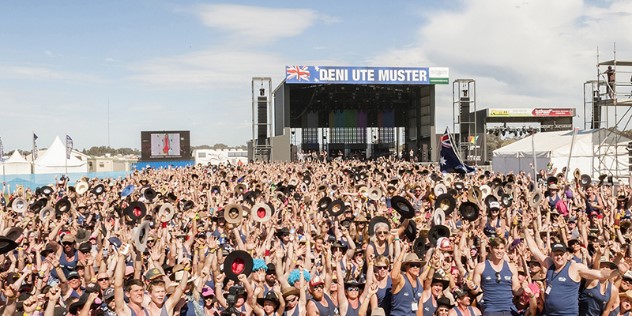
[390,276,423,316]
[311,294,337,316]
[571,254,583,264]
[484,217,501,237]
[283,306,300,316]
[422,294,437,315]
[586,195,599,214]
[376,276,392,316]
[579,281,612,316]
[480,260,515,313]
[345,301,360,316]
[545,261,580,315]
[129,305,150,316]
[59,250,79,277]
[548,194,560,210]
[609,307,630,316]
[453,306,476,316]
[369,241,389,257]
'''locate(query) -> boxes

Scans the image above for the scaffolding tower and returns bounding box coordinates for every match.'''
[583,49,632,181]
[452,79,478,164]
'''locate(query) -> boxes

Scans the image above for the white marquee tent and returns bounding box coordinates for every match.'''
[492,129,630,180]
[2,150,31,175]
[33,136,88,174]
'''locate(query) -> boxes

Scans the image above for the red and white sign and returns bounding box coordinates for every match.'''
[488,108,575,117]
[531,108,574,117]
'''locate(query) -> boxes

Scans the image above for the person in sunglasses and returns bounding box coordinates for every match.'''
[391,244,425,316]
[472,237,523,315]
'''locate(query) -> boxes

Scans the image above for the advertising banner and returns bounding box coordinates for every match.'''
[285,66,449,85]
[487,108,575,117]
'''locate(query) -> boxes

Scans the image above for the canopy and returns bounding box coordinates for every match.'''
[33,136,87,174]
[2,150,31,175]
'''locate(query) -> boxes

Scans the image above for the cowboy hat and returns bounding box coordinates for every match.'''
[124,201,147,224]
[223,250,253,282]
[328,199,346,217]
[143,188,157,201]
[368,187,382,201]
[91,184,106,196]
[468,186,483,204]
[159,203,175,222]
[433,209,445,226]
[434,194,456,217]
[580,174,591,186]
[434,183,448,197]
[41,186,54,196]
[39,206,54,222]
[256,292,281,308]
[121,185,136,198]
[251,203,272,223]
[479,185,491,198]
[413,237,428,259]
[11,197,27,214]
[368,216,391,236]
[403,220,417,242]
[224,203,243,224]
[133,221,151,253]
[427,225,450,246]
[55,197,72,214]
[529,192,542,209]
[459,201,480,221]
[391,196,415,219]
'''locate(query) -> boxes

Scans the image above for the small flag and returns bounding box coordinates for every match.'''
[66,135,73,159]
[0,137,4,162]
[32,133,39,160]
[468,135,479,144]
[439,128,475,174]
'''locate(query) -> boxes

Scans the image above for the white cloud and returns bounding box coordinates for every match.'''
[191,4,328,43]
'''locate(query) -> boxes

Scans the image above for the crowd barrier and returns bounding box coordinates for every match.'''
[0,171,131,191]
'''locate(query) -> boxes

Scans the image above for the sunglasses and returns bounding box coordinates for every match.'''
[62,242,75,246]
[347,287,360,291]
[287,297,299,303]
[409,263,422,268]
[375,266,388,270]
[376,231,388,235]
[98,278,109,282]
[312,285,324,290]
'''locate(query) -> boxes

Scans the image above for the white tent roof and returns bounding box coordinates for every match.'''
[493,130,570,157]
[5,150,29,164]
[34,136,85,167]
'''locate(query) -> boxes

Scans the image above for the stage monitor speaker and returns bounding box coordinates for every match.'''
[592,95,601,129]
[459,97,471,143]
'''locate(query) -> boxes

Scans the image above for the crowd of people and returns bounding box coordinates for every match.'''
[0,158,631,316]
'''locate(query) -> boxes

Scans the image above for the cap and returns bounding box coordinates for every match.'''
[108,237,122,249]
[437,237,453,251]
[62,234,76,244]
[489,201,501,210]
[309,276,325,287]
[202,286,215,297]
[551,242,568,253]
[103,287,115,300]
[67,271,80,280]
[453,287,468,298]
[144,268,164,281]
[125,266,135,276]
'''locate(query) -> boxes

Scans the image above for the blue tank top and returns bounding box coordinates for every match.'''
[390,276,423,316]
[480,260,514,313]
[283,306,300,316]
[345,302,360,316]
[579,281,612,316]
[376,276,392,316]
[129,305,150,316]
[586,195,599,213]
[545,261,580,315]
[370,241,389,257]
[422,294,437,315]
[484,218,501,237]
[548,194,560,210]
[572,255,582,264]
[59,250,79,277]
[453,306,476,316]
[312,294,337,316]
[609,307,629,316]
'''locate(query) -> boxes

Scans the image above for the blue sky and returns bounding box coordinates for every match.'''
[1,0,631,151]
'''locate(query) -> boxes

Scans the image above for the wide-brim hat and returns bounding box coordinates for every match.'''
[159,203,175,222]
[546,176,558,185]
[181,200,195,211]
[211,185,221,194]
[224,203,243,224]
[431,272,450,290]
[467,186,483,204]
[223,250,253,282]
[529,192,542,209]
[479,185,492,198]
[434,194,456,217]
[368,187,382,201]
[55,197,72,214]
[251,203,272,223]
[391,196,415,219]
[318,197,332,212]
[124,201,147,224]
[29,198,48,213]
[41,186,54,196]
[0,236,18,255]
[4,227,24,242]
[75,228,91,244]
[403,220,417,242]
[580,174,592,186]
[402,253,423,265]
[328,199,346,217]
[574,168,581,180]
[121,185,136,198]
[500,194,513,207]
[91,184,106,196]
[484,195,498,209]
[11,197,27,214]
[75,181,89,195]
[282,287,300,299]
[40,206,54,222]
[413,237,427,259]
[257,292,280,308]
[368,216,391,236]
[434,183,448,197]
[459,201,480,221]
[143,188,157,201]
[235,184,248,195]
[427,225,450,246]
[344,279,366,290]
[133,221,151,253]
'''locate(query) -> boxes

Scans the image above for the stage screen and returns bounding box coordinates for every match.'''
[141,131,191,160]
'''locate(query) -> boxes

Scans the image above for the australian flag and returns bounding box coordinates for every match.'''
[439,128,475,174]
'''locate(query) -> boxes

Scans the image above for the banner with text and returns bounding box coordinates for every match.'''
[285,66,449,85]
[487,108,575,118]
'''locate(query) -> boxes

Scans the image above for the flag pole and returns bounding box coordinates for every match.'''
[65,135,68,176]
[531,132,537,182]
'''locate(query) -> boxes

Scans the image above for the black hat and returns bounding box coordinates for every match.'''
[211,185,221,194]
[143,188,157,201]
[344,279,366,290]
[551,242,568,253]
[403,220,417,242]
[41,186,54,196]
[331,241,348,252]
[91,184,105,195]
[437,296,453,309]
[431,272,450,290]
[78,241,92,253]
[124,202,147,224]
[223,250,253,282]
[547,176,558,185]
[267,263,276,274]
[580,174,592,186]
[257,292,280,308]
[328,199,346,217]
[391,196,415,219]
[500,194,513,207]
[413,237,427,259]
[29,198,48,213]
[484,195,498,209]
[55,197,72,214]
[427,225,450,246]
[181,200,195,211]
[318,197,332,212]
[0,236,18,255]
[459,202,480,221]
[68,293,91,315]
[434,194,456,217]
[243,191,256,205]
[368,216,391,236]
[5,228,23,242]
